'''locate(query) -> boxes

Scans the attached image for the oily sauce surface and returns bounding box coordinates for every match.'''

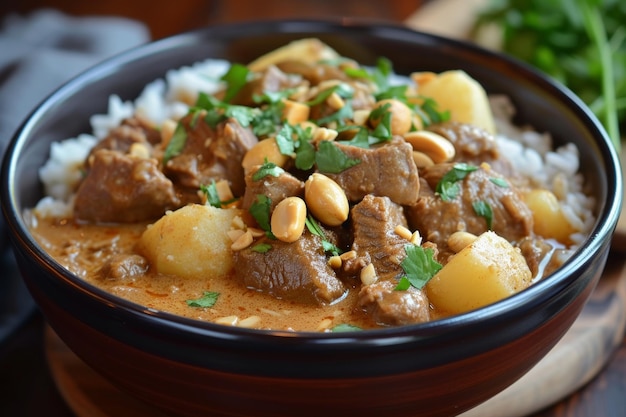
[30,216,381,331]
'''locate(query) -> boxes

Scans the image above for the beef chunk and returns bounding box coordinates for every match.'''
[164,116,257,196]
[344,195,408,281]
[358,280,431,326]
[406,162,533,259]
[240,166,305,212]
[74,149,180,223]
[98,254,149,281]
[85,117,160,168]
[326,138,419,206]
[233,232,346,305]
[230,65,302,107]
[427,121,515,177]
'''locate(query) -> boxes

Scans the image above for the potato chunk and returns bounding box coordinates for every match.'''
[412,70,495,134]
[138,204,240,279]
[523,188,575,244]
[426,231,532,315]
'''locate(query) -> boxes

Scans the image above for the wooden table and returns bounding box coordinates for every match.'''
[1,1,624,416]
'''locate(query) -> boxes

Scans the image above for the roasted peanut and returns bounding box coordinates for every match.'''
[231,230,254,251]
[412,150,435,168]
[447,231,478,253]
[241,138,290,174]
[370,98,413,136]
[360,263,377,286]
[304,173,349,226]
[404,130,455,164]
[271,197,307,242]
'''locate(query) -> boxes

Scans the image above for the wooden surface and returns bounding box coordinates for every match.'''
[1,1,625,416]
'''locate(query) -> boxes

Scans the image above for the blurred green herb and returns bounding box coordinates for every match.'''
[471,0,625,150]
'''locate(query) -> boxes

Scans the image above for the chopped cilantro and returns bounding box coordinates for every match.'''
[186,291,220,308]
[251,243,272,253]
[368,104,393,143]
[402,245,443,290]
[200,181,223,208]
[163,122,188,164]
[473,200,494,229]
[331,323,362,332]
[275,124,296,156]
[252,161,285,181]
[375,85,409,102]
[315,141,361,174]
[294,137,316,170]
[397,245,442,290]
[249,194,273,235]
[314,101,354,126]
[395,276,412,291]
[305,215,342,256]
[253,89,295,105]
[306,83,354,106]
[413,96,450,126]
[221,63,250,103]
[489,177,509,188]
[435,163,478,201]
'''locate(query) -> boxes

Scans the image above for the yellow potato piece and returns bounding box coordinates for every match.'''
[138,204,240,279]
[247,38,341,72]
[523,188,576,244]
[426,231,532,315]
[412,70,496,134]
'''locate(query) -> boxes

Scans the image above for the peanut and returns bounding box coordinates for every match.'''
[403,130,455,164]
[271,197,307,243]
[304,173,349,226]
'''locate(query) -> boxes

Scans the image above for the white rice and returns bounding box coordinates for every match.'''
[33,60,596,245]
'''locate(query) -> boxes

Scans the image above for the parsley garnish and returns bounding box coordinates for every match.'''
[314,100,354,126]
[251,243,272,253]
[435,163,478,201]
[413,96,451,126]
[163,122,188,164]
[315,141,361,174]
[331,323,362,332]
[251,161,285,181]
[186,291,220,308]
[221,63,250,103]
[275,124,296,156]
[305,215,342,256]
[473,200,494,229]
[249,194,273,236]
[489,177,509,188]
[200,181,223,208]
[396,245,442,291]
[306,83,354,106]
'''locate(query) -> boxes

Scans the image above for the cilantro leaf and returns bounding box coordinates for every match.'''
[489,177,509,188]
[251,161,285,181]
[249,194,273,234]
[473,200,494,229]
[221,63,250,103]
[251,243,272,253]
[435,163,478,201]
[200,181,222,208]
[186,291,220,308]
[163,122,188,164]
[305,215,343,256]
[398,245,442,290]
[331,323,362,332]
[315,141,361,174]
[275,124,296,156]
[294,137,316,170]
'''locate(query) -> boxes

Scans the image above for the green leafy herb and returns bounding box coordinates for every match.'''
[314,101,354,126]
[368,104,393,142]
[315,141,361,174]
[413,96,451,126]
[294,137,317,170]
[251,161,285,181]
[251,243,272,253]
[186,291,220,308]
[305,215,342,256]
[331,323,362,332]
[249,194,273,235]
[306,83,354,106]
[435,163,478,201]
[395,276,412,291]
[489,177,509,188]
[200,181,223,208]
[473,200,494,229]
[221,63,250,103]
[472,0,624,149]
[397,245,442,290]
[163,122,188,164]
[275,124,296,155]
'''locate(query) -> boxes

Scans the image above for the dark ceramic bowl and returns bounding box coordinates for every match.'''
[1,19,622,417]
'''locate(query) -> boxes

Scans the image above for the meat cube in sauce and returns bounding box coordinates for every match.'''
[325,138,420,206]
[240,166,305,212]
[358,280,431,326]
[406,162,534,260]
[73,149,180,223]
[344,194,409,281]
[233,232,346,305]
[164,116,257,197]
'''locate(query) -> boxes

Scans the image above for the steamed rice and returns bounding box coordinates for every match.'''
[34,58,596,247]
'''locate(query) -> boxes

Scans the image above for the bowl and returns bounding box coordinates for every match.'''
[1,19,622,417]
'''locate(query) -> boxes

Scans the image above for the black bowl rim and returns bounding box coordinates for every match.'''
[1,18,622,347]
